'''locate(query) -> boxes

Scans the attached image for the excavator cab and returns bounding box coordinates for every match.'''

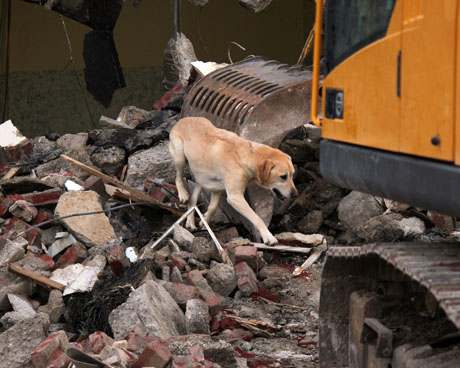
[312,1,460,367]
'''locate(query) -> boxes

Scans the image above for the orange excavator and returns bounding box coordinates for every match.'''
[310,1,460,367]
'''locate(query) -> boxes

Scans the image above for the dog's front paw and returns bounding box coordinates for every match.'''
[262,232,278,246]
[178,188,190,204]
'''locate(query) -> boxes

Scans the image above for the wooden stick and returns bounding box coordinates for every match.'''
[195,206,232,265]
[2,167,20,180]
[9,263,65,291]
[293,245,326,276]
[61,154,183,216]
[253,243,312,255]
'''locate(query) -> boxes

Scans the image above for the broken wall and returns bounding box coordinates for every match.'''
[1,0,313,137]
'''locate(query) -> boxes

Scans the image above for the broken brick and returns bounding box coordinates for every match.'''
[234,261,259,296]
[160,281,201,308]
[0,197,13,217]
[106,243,130,276]
[32,210,52,226]
[54,243,87,269]
[88,331,115,354]
[9,200,38,222]
[7,188,63,206]
[31,330,69,368]
[234,246,258,271]
[187,270,225,315]
[133,338,172,368]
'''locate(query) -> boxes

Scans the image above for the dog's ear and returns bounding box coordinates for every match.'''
[257,159,275,186]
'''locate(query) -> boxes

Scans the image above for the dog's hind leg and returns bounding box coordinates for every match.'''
[200,191,223,228]
[185,184,202,231]
[169,137,189,204]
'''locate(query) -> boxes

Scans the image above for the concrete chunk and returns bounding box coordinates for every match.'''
[206,263,237,297]
[185,299,210,334]
[0,237,28,268]
[0,313,50,368]
[54,191,117,247]
[109,280,186,340]
[338,191,384,230]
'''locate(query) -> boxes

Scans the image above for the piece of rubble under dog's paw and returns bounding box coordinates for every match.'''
[274,232,326,247]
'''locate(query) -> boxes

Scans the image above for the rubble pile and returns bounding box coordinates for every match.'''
[0,98,457,367]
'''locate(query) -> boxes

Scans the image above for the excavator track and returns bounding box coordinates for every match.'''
[319,242,460,368]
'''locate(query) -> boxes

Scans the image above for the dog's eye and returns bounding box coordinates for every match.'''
[280,174,288,181]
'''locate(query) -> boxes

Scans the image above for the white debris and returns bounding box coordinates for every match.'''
[50,255,106,296]
[7,294,36,317]
[47,234,77,258]
[0,120,27,148]
[55,232,69,239]
[64,179,84,192]
[125,247,138,263]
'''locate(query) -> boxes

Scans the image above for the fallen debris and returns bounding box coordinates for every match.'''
[51,255,106,296]
[61,154,182,216]
[292,244,327,276]
[238,0,273,12]
[55,191,117,247]
[109,280,186,340]
[9,263,65,291]
[0,313,50,368]
[275,232,326,247]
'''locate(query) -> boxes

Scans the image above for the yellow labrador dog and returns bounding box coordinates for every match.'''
[169,117,297,245]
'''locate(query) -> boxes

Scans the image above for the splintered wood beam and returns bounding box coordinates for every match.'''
[61,154,183,216]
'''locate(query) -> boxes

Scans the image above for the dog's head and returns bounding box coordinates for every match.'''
[256,148,298,200]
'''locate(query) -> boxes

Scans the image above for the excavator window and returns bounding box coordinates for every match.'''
[325,0,396,71]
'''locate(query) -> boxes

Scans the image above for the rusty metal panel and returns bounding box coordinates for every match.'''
[182,56,311,146]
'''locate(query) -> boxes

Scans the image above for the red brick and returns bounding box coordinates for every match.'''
[31,331,68,368]
[234,246,258,271]
[1,140,33,162]
[0,197,13,217]
[160,281,201,307]
[33,210,52,225]
[133,338,172,368]
[187,270,225,315]
[54,243,87,269]
[106,243,129,276]
[170,254,187,271]
[8,188,63,206]
[47,350,71,368]
[39,254,55,269]
[234,262,258,297]
[88,331,115,354]
[0,217,41,246]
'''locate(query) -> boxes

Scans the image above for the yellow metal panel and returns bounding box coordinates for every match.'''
[400,0,456,161]
[321,1,403,152]
[457,3,460,165]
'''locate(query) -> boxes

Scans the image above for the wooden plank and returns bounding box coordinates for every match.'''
[61,154,183,216]
[2,167,20,180]
[9,263,65,291]
[253,243,312,255]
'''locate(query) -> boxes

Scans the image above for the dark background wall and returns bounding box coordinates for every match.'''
[2,0,314,137]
